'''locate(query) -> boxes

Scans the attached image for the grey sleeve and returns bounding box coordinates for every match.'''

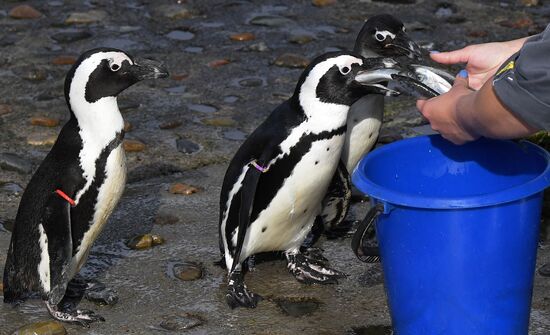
[492,26,550,130]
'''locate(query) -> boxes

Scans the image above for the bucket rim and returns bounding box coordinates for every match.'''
[352,135,550,209]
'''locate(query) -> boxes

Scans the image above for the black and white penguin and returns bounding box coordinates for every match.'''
[219,51,402,309]
[304,14,426,249]
[3,48,168,326]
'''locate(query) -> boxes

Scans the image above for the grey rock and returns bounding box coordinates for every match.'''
[222,129,246,141]
[51,30,92,43]
[166,30,195,41]
[176,139,200,154]
[0,153,32,174]
[159,313,206,331]
[0,182,23,195]
[249,15,294,27]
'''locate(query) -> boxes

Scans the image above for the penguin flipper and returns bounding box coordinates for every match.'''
[41,193,74,305]
[231,167,262,273]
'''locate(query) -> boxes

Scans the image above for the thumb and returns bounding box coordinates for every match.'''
[453,69,469,88]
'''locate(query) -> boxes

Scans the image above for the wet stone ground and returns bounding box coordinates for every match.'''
[1,0,550,334]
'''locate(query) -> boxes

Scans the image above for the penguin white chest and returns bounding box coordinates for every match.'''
[244,134,346,255]
[74,145,126,270]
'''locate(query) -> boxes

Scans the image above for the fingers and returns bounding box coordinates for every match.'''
[430,46,473,65]
[453,69,469,88]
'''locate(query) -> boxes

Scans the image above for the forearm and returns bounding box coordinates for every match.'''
[455,79,539,139]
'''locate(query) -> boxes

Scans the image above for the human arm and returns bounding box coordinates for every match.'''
[416,73,539,145]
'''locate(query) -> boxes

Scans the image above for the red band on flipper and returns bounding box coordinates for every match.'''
[55,189,76,206]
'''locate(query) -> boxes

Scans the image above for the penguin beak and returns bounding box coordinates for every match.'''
[352,57,401,96]
[130,58,170,81]
[385,31,423,61]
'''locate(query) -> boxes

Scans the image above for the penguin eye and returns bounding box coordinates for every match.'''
[375,33,385,42]
[110,63,120,72]
[340,66,350,75]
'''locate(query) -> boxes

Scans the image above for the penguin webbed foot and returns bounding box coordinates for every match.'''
[46,301,105,327]
[300,247,328,265]
[83,280,118,306]
[226,271,262,309]
[286,252,347,285]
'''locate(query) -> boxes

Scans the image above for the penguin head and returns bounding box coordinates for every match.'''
[295,52,401,108]
[64,48,169,110]
[354,14,423,60]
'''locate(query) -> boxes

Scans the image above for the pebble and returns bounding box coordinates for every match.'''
[237,77,265,87]
[169,183,200,195]
[166,30,195,41]
[243,42,269,52]
[289,33,315,45]
[159,313,205,331]
[27,134,57,146]
[65,10,107,24]
[275,297,321,317]
[171,73,189,81]
[169,261,204,281]
[223,96,239,103]
[184,46,203,53]
[250,15,294,27]
[188,104,217,114]
[1,219,14,232]
[0,153,32,174]
[126,234,165,250]
[1,182,24,195]
[372,0,416,3]
[176,138,200,154]
[312,0,337,7]
[165,85,186,94]
[348,325,393,335]
[208,59,231,68]
[539,263,550,277]
[0,282,3,291]
[123,139,146,152]
[202,118,236,127]
[230,32,255,41]
[468,30,488,38]
[11,321,67,335]
[155,214,180,225]
[159,120,182,129]
[274,53,309,68]
[0,105,13,116]
[65,9,107,24]
[31,117,60,127]
[9,5,42,19]
[22,67,47,81]
[124,121,132,132]
[51,30,92,43]
[499,17,533,29]
[222,129,247,141]
[52,55,77,65]
[522,0,539,6]
[155,4,193,19]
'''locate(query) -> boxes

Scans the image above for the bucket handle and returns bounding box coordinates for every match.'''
[351,203,383,263]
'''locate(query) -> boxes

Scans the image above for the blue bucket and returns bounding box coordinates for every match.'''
[352,135,550,335]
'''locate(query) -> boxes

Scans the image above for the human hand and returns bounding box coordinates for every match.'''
[430,38,527,90]
[416,71,479,145]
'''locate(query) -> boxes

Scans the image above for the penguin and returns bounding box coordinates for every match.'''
[303,14,426,249]
[219,51,403,309]
[3,48,168,326]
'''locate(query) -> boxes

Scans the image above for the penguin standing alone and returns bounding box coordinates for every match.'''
[219,51,404,309]
[3,48,168,326]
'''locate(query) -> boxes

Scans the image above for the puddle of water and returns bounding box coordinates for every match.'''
[187,104,217,114]
[166,30,195,41]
